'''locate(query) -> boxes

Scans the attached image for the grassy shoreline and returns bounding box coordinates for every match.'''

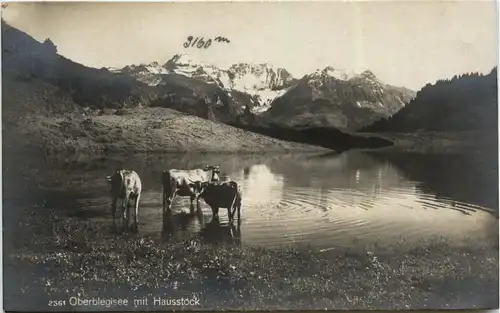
[358,130,498,154]
[4,204,498,311]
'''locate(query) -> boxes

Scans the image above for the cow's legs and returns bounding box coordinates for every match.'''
[233,222,242,246]
[111,196,118,219]
[164,190,177,215]
[162,189,167,212]
[133,193,140,231]
[211,206,220,219]
[236,203,241,225]
[228,204,239,224]
[227,207,234,223]
[123,194,130,231]
[189,194,196,215]
[196,196,201,213]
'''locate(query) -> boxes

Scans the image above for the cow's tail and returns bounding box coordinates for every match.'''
[228,181,239,219]
[117,171,127,198]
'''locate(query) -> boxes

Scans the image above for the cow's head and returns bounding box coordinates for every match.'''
[191,181,211,198]
[204,165,220,182]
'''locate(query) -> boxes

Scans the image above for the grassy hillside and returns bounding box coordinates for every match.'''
[3,75,328,155]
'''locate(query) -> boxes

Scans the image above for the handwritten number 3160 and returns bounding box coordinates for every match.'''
[184,36,212,49]
[183,36,230,49]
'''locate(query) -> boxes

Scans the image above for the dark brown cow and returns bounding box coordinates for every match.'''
[162,165,220,214]
[106,169,142,230]
[196,180,243,224]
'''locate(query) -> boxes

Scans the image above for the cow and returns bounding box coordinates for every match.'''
[162,165,220,214]
[106,169,142,231]
[195,180,243,224]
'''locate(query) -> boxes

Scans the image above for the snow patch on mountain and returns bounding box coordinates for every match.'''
[111,53,294,112]
[111,54,415,119]
[314,66,358,81]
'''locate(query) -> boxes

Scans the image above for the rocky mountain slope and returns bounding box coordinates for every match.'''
[362,68,498,133]
[260,67,416,131]
[112,54,415,130]
[112,53,296,114]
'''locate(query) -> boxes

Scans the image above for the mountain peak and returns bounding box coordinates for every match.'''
[307,66,358,82]
[359,69,377,79]
[323,66,358,81]
[165,53,201,68]
[230,62,275,70]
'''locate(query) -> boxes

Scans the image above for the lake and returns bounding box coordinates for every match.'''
[9,150,498,252]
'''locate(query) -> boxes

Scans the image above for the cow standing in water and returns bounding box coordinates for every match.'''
[195,181,243,224]
[106,169,142,231]
[162,165,220,215]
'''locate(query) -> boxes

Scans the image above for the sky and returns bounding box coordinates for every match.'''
[2,1,498,90]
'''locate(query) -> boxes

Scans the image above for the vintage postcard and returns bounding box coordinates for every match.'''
[2,1,498,311]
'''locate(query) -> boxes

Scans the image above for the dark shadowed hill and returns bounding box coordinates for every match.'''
[228,122,394,152]
[261,68,416,131]
[362,68,498,133]
[2,20,157,110]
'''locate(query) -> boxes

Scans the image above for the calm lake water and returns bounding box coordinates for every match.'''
[15,150,499,251]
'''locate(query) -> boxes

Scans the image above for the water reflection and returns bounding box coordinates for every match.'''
[160,208,241,246]
[161,210,206,242]
[367,151,499,212]
[9,151,498,250]
[198,217,242,247]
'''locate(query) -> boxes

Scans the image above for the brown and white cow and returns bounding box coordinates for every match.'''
[106,169,142,230]
[162,165,220,214]
[195,180,243,224]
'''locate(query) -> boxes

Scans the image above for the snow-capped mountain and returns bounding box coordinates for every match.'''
[111,53,295,113]
[111,54,415,129]
[262,66,416,131]
[111,61,167,86]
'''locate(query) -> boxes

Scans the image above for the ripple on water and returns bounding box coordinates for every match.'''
[236,182,497,249]
[55,154,497,251]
